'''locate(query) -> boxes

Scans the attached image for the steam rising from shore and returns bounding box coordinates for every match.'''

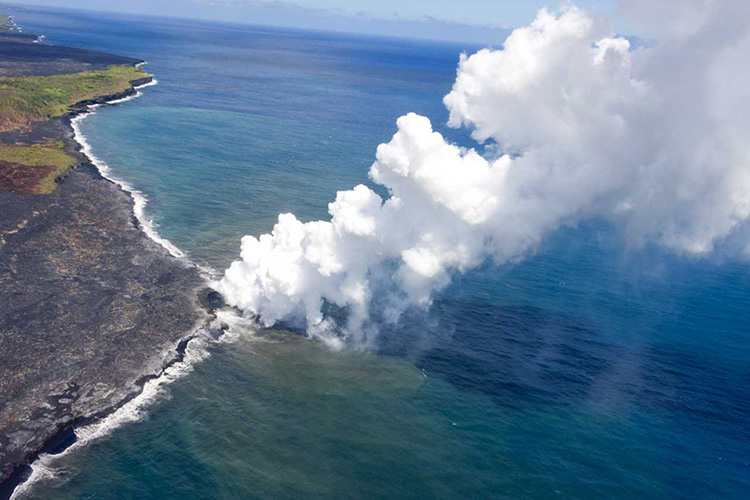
[218,0,750,346]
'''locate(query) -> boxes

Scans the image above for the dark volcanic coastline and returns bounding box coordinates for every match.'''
[0,17,213,498]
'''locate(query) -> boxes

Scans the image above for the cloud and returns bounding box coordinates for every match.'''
[217,0,750,347]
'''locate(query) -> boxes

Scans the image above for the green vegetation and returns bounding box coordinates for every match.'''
[0,142,77,193]
[0,14,11,31]
[0,141,74,168]
[0,65,149,131]
[0,64,150,192]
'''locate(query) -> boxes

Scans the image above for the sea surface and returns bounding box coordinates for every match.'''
[7,5,750,499]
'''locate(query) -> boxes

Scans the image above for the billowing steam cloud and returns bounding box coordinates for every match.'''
[217,0,750,347]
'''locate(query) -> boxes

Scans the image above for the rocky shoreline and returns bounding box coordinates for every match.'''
[0,18,217,499]
[0,319,221,500]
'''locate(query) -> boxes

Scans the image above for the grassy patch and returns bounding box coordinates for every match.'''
[0,142,77,193]
[0,14,11,31]
[0,64,149,131]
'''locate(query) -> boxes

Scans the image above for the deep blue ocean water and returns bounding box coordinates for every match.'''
[7,6,750,499]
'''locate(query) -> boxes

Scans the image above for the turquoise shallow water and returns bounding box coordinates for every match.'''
[7,6,750,499]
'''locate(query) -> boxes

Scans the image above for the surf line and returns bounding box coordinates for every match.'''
[70,74,221,281]
[69,76,189,259]
[9,333,215,500]
[5,70,224,500]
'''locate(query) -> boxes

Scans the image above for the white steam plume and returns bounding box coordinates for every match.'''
[217,0,750,347]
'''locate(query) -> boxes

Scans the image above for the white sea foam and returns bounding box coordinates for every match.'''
[10,312,259,498]
[9,75,230,498]
[214,309,260,344]
[10,334,214,499]
[70,78,185,259]
[0,19,227,496]
[70,77,223,282]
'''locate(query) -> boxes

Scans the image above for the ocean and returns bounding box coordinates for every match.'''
[6,5,750,499]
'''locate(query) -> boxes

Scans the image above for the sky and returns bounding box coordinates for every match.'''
[5,0,621,43]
